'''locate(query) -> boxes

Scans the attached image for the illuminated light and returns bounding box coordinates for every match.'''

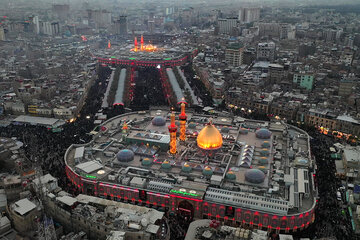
[85,175,97,179]
[97,170,105,175]
[169,194,203,202]
[86,115,91,119]
[156,64,161,69]
[168,112,177,154]
[170,189,199,197]
[197,120,223,150]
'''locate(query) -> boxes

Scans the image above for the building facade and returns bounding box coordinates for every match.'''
[225,44,244,66]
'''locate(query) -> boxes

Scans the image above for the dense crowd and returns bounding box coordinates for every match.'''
[0,66,112,194]
[292,127,356,240]
[0,65,357,239]
[130,67,167,110]
[181,64,213,107]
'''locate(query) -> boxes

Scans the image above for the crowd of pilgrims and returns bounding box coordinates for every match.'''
[0,65,356,239]
[129,67,168,110]
[0,67,114,195]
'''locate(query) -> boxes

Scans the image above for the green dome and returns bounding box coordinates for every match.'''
[188,122,197,129]
[161,160,171,169]
[142,158,152,166]
[226,171,236,180]
[182,162,192,173]
[202,166,213,176]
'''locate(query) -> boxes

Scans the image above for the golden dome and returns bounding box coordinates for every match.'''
[197,123,223,150]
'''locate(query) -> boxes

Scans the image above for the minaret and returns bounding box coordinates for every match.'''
[108,40,111,49]
[178,101,187,141]
[140,34,144,51]
[168,112,177,154]
[134,37,138,51]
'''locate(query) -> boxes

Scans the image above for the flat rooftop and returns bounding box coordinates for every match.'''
[65,109,316,216]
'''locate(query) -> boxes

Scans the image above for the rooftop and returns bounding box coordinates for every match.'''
[65,109,315,216]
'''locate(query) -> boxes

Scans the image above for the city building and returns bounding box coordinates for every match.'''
[7,198,40,233]
[257,42,275,62]
[217,18,238,35]
[43,192,165,240]
[341,146,360,180]
[65,109,316,233]
[339,77,357,97]
[238,8,261,23]
[225,43,244,66]
[293,72,315,91]
[115,16,127,35]
[269,64,285,84]
[305,108,337,130]
[0,27,5,41]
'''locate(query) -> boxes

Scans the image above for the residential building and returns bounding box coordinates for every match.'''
[293,72,315,91]
[225,43,244,66]
[238,8,260,23]
[269,64,285,83]
[257,42,275,62]
[0,27,5,41]
[218,18,238,35]
[339,77,357,97]
[306,108,337,130]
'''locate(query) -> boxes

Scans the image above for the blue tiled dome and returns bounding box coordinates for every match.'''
[245,169,266,184]
[116,149,134,162]
[259,157,268,165]
[260,149,270,156]
[261,141,271,148]
[255,128,272,139]
[152,116,166,126]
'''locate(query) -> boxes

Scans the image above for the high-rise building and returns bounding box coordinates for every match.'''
[257,42,275,61]
[115,16,127,35]
[279,23,289,39]
[217,18,238,35]
[148,20,155,34]
[0,27,5,41]
[339,76,357,97]
[52,4,70,20]
[40,22,59,35]
[225,43,244,66]
[238,8,260,23]
[31,15,40,34]
[87,10,112,28]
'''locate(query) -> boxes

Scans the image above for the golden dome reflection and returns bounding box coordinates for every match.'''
[196,122,223,150]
